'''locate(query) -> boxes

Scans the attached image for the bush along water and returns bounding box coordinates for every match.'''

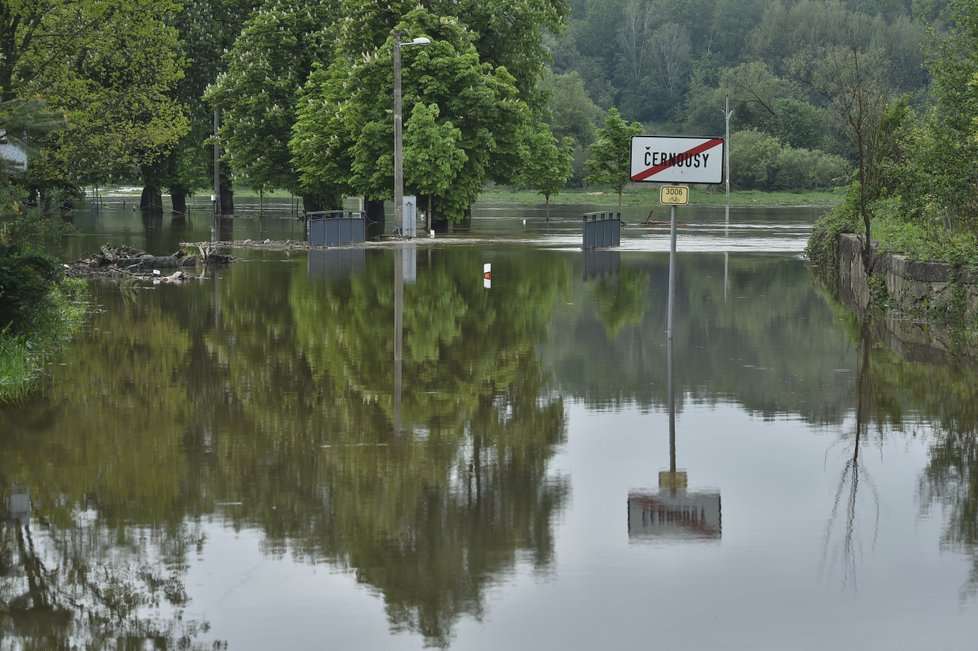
[808,191,978,351]
[0,213,86,403]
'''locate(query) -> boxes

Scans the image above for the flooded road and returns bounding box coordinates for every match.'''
[2,199,977,649]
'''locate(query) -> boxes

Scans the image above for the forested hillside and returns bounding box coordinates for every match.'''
[0,0,967,214]
[547,0,945,187]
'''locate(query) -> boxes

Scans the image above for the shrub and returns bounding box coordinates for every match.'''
[0,244,62,334]
[732,129,851,191]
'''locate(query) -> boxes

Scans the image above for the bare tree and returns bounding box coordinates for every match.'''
[617,1,655,88]
[801,14,890,273]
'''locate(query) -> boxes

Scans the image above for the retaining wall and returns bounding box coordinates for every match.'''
[834,233,978,361]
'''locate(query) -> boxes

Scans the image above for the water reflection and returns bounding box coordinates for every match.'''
[628,250,721,543]
[820,322,881,590]
[0,484,211,648]
[0,247,572,647]
[820,275,978,600]
[9,205,978,645]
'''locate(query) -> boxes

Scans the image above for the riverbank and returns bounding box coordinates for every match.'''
[87,185,845,209]
[478,186,844,207]
[810,228,978,359]
[0,278,86,403]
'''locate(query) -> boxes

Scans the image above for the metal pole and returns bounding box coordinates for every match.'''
[668,332,676,475]
[724,96,733,203]
[667,206,677,483]
[394,248,404,435]
[724,203,730,303]
[213,108,221,216]
[667,204,677,340]
[393,33,404,236]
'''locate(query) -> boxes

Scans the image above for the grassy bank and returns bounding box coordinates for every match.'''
[0,278,86,403]
[93,184,845,209]
[477,186,845,207]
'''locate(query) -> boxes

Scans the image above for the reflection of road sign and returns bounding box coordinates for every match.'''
[659,470,688,489]
[630,136,724,184]
[660,186,689,205]
[4,486,30,525]
[483,263,491,289]
[628,491,721,541]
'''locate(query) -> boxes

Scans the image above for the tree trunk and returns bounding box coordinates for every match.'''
[219,185,234,215]
[170,186,188,215]
[365,198,386,239]
[302,195,323,214]
[454,207,472,231]
[140,185,163,212]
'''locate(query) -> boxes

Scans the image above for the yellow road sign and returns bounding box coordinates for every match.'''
[660,185,689,205]
[659,470,688,490]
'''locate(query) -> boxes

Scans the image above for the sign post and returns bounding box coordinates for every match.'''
[630,135,725,339]
[630,136,724,185]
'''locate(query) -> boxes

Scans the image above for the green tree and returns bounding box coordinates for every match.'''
[207,0,338,209]
[1,0,189,193]
[292,7,531,222]
[584,107,642,209]
[141,0,258,213]
[730,129,782,189]
[403,102,467,228]
[520,123,573,215]
[540,70,603,147]
[810,41,892,271]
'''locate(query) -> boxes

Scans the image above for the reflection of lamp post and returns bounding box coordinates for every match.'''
[393,32,431,235]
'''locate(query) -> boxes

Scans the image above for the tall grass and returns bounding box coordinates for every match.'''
[0,278,86,403]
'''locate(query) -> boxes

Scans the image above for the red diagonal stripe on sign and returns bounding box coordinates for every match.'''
[632,138,724,182]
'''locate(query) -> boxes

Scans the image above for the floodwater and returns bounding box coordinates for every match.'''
[2,196,978,650]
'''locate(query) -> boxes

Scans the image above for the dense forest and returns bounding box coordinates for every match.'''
[0,0,961,218]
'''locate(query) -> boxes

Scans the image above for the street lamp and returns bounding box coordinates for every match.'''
[393,32,431,236]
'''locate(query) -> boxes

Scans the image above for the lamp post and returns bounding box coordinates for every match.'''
[393,32,430,236]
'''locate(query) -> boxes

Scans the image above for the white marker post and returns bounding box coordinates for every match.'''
[483,263,491,289]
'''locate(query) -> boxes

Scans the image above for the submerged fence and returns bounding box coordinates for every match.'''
[307,211,366,247]
[582,212,621,249]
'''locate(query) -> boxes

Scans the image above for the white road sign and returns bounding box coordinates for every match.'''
[630,136,724,185]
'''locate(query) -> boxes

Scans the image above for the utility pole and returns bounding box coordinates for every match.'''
[213,108,221,216]
[393,32,430,236]
[723,96,733,203]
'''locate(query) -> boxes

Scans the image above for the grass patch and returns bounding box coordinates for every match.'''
[871,216,978,266]
[0,278,87,404]
[478,185,845,207]
[91,184,845,209]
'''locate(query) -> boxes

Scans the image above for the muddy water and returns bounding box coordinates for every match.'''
[1,199,976,650]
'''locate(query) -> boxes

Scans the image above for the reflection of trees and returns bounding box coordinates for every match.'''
[825,302,978,600]
[591,267,649,336]
[545,254,857,421]
[0,284,217,648]
[0,511,209,649]
[820,323,880,590]
[921,427,978,599]
[197,248,572,646]
[0,248,571,647]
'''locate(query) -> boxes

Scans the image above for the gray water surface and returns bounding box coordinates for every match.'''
[1,200,976,650]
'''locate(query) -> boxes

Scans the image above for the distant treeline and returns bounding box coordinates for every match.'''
[545,0,947,187]
[0,0,961,220]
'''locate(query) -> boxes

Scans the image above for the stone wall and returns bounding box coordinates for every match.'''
[834,233,978,361]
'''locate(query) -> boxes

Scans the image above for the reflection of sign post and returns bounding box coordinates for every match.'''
[626,226,722,543]
[628,491,721,541]
[659,470,687,490]
[4,486,30,525]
